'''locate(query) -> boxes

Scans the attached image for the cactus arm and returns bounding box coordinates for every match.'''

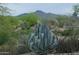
[28,23,58,54]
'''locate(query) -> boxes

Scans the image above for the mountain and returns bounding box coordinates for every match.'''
[17,10,59,20]
[35,10,58,20]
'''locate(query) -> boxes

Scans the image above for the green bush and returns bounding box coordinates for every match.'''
[19,13,40,27]
[0,33,9,45]
[61,29,73,36]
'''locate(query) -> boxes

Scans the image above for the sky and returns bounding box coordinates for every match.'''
[5,3,77,16]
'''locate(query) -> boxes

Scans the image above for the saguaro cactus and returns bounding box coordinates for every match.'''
[28,23,58,54]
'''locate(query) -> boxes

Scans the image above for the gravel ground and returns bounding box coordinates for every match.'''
[0,52,79,55]
[22,52,79,55]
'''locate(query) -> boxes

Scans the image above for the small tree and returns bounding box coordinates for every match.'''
[0,4,11,16]
[73,4,79,17]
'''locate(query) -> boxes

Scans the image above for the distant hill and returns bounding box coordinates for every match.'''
[17,10,59,20]
[17,10,79,24]
[16,10,79,29]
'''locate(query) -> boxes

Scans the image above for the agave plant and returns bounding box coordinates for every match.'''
[28,23,58,54]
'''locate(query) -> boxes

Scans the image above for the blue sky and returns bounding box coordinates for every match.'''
[6,3,77,16]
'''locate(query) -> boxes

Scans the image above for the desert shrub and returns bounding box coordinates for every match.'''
[56,38,79,53]
[61,29,73,36]
[56,16,68,27]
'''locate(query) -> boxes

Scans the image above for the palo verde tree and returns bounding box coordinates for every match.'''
[0,4,11,45]
[0,4,19,45]
[0,4,11,16]
[73,4,79,17]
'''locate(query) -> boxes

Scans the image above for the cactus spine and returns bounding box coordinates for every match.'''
[28,23,58,54]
